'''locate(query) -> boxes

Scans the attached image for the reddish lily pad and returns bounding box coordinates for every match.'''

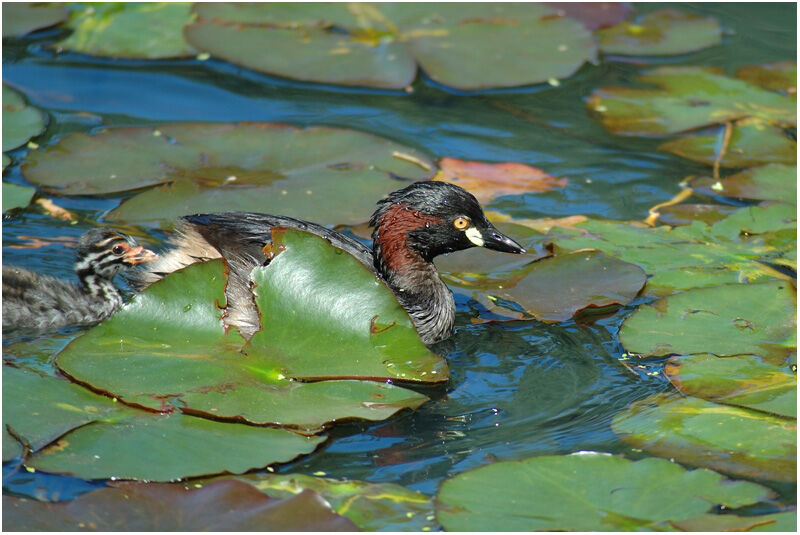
[659,119,796,168]
[690,164,797,204]
[55,3,195,59]
[3,84,47,153]
[736,61,797,97]
[666,354,796,418]
[588,66,796,136]
[3,480,357,531]
[238,473,435,531]
[619,281,796,363]
[21,122,435,226]
[2,3,68,38]
[598,9,722,56]
[185,3,596,90]
[544,2,632,30]
[613,393,796,482]
[57,230,444,433]
[433,157,567,204]
[435,452,773,531]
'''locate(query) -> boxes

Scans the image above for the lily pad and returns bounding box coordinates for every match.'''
[665,354,796,418]
[736,61,797,97]
[588,66,796,136]
[544,2,632,30]
[3,480,357,531]
[185,3,596,90]
[2,182,36,212]
[654,203,737,226]
[57,230,444,432]
[613,394,796,482]
[671,511,795,532]
[451,250,646,323]
[619,281,796,363]
[598,9,722,56]
[3,426,24,462]
[2,3,68,38]
[433,157,567,204]
[690,164,797,204]
[239,473,435,531]
[659,119,796,168]
[435,452,773,531]
[3,84,47,152]
[546,204,796,296]
[21,122,435,226]
[55,2,195,58]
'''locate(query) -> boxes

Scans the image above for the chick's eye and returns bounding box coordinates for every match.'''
[453,216,470,230]
[112,245,126,255]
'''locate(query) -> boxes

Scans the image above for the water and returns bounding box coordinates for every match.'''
[2,0,795,517]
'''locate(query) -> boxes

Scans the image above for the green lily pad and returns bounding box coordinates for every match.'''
[2,182,36,212]
[21,122,435,226]
[449,250,646,323]
[666,354,796,418]
[3,84,47,153]
[238,473,435,531]
[435,452,773,531]
[3,426,24,462]
[598,9,722,56]
[2,3,68,38]
[3,480,357,531]
[185,3,596,90]
[671,511,795,532]
[588,66,796,136]
[690,164,797,204]
[736,61,797,97]
[3,365,127,453]
[55,2,194,58]
[57,230,444,432]
[28,410,324,481]
[659,119,796,168]
[613,394,796,482]
[619,281,796,363]
[750,511,797,532]
[546,206,795,296]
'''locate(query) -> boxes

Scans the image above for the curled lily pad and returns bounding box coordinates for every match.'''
[736,61,797,97]
[21,122,435,226]
[55,3,194,58]
[3,84,47,152]
[185,3,596,90]
[3,480,356,531]
[57,229,444,433]
[598,9,722,56]
[690,164,797,204]
[587,66,796,136]
[433,157,567,204]
[665,354,796,418]
[2,3,68,38]
[238,473,435,531]
[2,183,36,212]
[435,452,773,531]
[659,119,796,168]
[619,281,795,363]
[613,394,796,482]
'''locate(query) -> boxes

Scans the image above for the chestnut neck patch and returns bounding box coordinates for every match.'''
[374,204,442,273]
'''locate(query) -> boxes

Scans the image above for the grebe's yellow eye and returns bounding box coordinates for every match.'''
[453,216,470,230]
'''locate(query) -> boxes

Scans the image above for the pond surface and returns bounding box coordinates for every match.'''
[2,1,796,522]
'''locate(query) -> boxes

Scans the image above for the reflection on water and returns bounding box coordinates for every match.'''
[283,308,672,495]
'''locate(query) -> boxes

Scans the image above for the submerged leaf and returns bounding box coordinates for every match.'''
[436,452,772,531]
[613,394,796,482]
